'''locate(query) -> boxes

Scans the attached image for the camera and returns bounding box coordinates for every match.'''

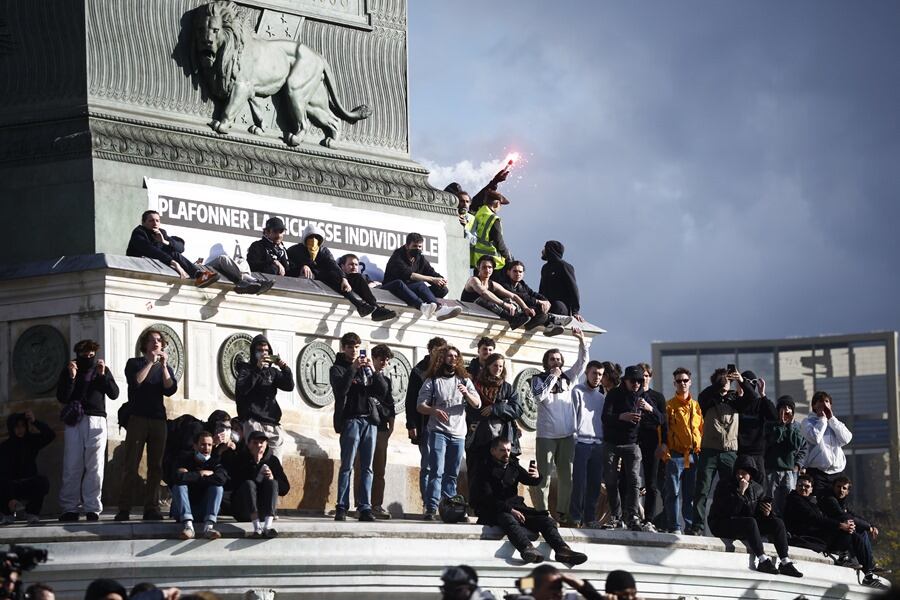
[2,546,47,574]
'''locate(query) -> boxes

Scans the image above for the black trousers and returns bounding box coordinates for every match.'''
[807,467,842,498]
[494,510,567,553]
[830,529,875,572]
[548,300,572,316]
[639,439,661,522]
[231,479,279,521]
[711,515,789,558]
[0,475,50,515]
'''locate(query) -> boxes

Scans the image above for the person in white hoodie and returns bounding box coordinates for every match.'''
[801,391,852,497]
[528,328,587,525]
[569,360,605,527]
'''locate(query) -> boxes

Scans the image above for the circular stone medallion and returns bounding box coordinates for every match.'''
[218,333,255,399]
[512,367,541,432]
[296,341,337,407]
[135,323,185,382]
[12,324,68,395]
[385,352,412,414]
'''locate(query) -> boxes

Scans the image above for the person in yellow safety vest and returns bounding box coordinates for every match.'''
[469,190,512,275]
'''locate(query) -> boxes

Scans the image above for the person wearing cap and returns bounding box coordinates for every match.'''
[56,339,119,522]
[461,255,533,330]
[169,430,228,540]
[736,370,777,485]
[127,210,220,288]
[383,232,462,320]
[469,189,512,278]
[287,225,396,322]
[439,565,496,600]
[498,260,571,336]
[800,390,852,497]
[0,410,55,525]
[765,395,806,517]
[601,365,657,531]
[225,429,290,538]
[538,240,585,323]
[247,216,291,276]
[708,455,803,577]
[235,334,293,461]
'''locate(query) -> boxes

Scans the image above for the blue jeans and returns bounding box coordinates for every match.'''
[570,442,604,524]
[170,484,223,523]
[767,469,797,517]
[418,431,432,504]
[664,453,698,531]
[426,430,464,511]
[381,279,446,309]
[337,417,377,511]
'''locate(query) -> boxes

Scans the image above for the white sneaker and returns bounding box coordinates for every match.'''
[434,304,462,321]
[180,520,195,539]
[203,521,221,540]
[419,302,437,318]
[24,513,40,525]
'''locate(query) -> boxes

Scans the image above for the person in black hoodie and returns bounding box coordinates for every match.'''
[126,210,218,287]
[537,240,584,323]
[469,437,587,565]
[234,333,294,462]
[246,217,291,276]
[707,455,802,577]
[601,366,656,531]
[0,411,55,525]
[736,370,777,484]
[225,430,290,538]
[405,336,447,505]
[56,339,119,522]
[287,225,396,322]
[382,233,461,321]
[169,430,228,540]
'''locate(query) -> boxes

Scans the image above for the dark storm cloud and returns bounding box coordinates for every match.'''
[409,1,900,365]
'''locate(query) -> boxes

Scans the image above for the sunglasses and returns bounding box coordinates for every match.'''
[675,379,690,384]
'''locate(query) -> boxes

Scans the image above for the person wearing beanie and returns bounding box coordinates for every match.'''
[246,216,291,276]
[287,225,396,322]
[764,395,806,516]
[538,240,584,323]
[659,367,703,533]
[439,565,495,600]
[605,569,639,599]
[736,370,778,484]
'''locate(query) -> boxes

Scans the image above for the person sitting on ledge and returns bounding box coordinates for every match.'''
[461,255,531,330]
[538,240,585,323]
[225,430,289,538]
[707,455,803,577]
[469,437,587,565]
[246,217,291,277]
[383,232,462,320]
[286,226,396,322]
[499,260,571,336]
[128,210,270,293]
[0,411,55,525]
[169,430,228,540]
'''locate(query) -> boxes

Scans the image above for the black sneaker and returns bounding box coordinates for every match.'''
[59,512,80,522]
[520,548,545,564]
[114,511,130,522]
[357,303,376,318]
[423,509,436,521]
[371,306,397,322]
[524,313,549,330]
[255,278,275,295]
[542,324,565,337]
[142,509,164,521]
[555,546,588,566]
[756,558,778,575]
[509,313,531,330]
[85,512,100,522]
[334,508,347,521]
[862,574,889,590]
[359,510,375,522]
[778,562,803,578]
[234,280,262,294]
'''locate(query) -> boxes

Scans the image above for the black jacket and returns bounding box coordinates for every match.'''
[126,225,186,264]
[285,243,344,285]
[169,449,228,488]
[329,353,380,433]
[538,241,580,314]
[469,456,542,524]
[234,334,294,425]
[56,365,120,417]
[466,381,523,454]
[383,246,441,284]
[405,356,430,434]
[819,492,872,532]
[246,237,290,275]
[708,455,767,526]
[638,387,666,447]
[0,416,55,481]
[224,444,290,496]
[467,357,483,380]
[497,278,546,308]
[738,384,777,456]
[601,384,642,445]
[124,357,177,420]
[784,490,841,540]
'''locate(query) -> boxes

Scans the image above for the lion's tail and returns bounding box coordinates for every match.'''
[323,61,373,123]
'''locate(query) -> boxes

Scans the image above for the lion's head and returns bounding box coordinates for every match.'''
[192,1,247,98]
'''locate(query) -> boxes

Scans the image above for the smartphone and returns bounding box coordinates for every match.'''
[269,355,280,363]
[727,363,737,374]
[529,459,536,470]
[359,348,366,359]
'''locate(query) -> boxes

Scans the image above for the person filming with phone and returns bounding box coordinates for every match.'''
[234,334,294,461]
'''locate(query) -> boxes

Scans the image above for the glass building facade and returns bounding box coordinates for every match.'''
[652,332,899,512]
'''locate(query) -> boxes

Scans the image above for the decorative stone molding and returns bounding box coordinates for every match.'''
[134,323,185,383]
[513,368,541,431]
[296,341,337,407]
[12,324,68,395]
[218,332,255,398]
[385,351,411,414]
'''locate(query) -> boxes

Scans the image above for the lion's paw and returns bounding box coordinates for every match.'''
[286,133,302,146]
[248,125,265,135]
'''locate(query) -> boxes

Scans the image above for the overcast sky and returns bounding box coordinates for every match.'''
[406,1,900,367]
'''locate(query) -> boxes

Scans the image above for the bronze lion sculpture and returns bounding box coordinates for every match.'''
[192,1,371,147]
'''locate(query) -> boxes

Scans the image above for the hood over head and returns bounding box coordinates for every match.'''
[206,409,232,431]
[250,334,271,356]
[733,454,759,480]
[543,240,564,261]
[302,223,326,244]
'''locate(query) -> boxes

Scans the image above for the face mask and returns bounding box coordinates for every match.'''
[408,247,422,259]
[195,451,210,461]
[306,237,320,260]
[76,356,98,372]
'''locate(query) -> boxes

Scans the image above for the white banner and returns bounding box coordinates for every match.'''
[144,178,447,280]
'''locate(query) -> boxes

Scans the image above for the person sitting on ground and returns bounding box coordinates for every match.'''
[127,210,219,288]
[468,189,512,280]
[499,260,571,336]
[707,455,803,577]
[570,361,606,528]
[246,217,291,277]
[800,390,852,497]
[382,232,461,320]
[162,410,236,491]
[467,337,495,379]
[225,430,289,538]
[0,411,55,525]
[818,476,886,588]
[287,225,395,322]
[765,395,805,517]
[736,371,777,485]
[56,339,119,522]
[417,345,481,520]
[169,430,228,540]
[470,438,587,565]
[406,337,448,505]
[528,328,587,526]
[538,240,584,323]
[438,565,496,600]
[234,334,294,461]
[465,353,522,475]
[461,255,532,330]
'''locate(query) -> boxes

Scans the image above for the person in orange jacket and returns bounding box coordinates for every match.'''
[659,367,703,533]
